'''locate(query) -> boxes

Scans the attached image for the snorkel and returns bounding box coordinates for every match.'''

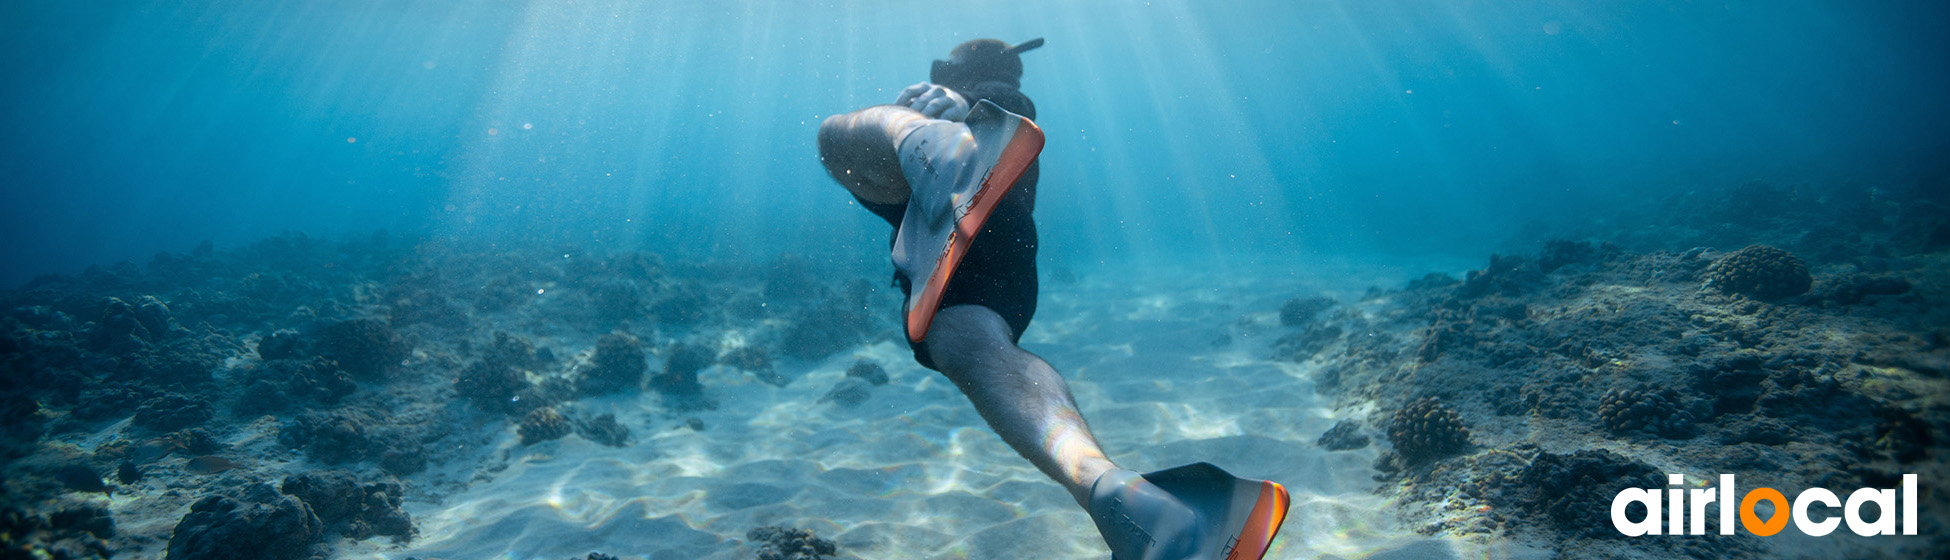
[930,37,1045,91]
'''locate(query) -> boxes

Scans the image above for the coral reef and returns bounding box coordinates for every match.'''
[318,318,411,379]
[655,345,717,409]
[722,346,785,387]
[453,359,535,416]
[576,413,630,447]
[518,407,572,445]
[1703,245,1812,300]
[1315,420,1370,451]
[0,505,115,560]
[132,393,212,432]
[1595,387,1697,439]
[166,484,323,560]
[1278,296,1335,327]
[279,471,416,542]
[578,333,646,396]
[747,526,837,560]
[1385,397,1470,463]
[1502,450,1664,538]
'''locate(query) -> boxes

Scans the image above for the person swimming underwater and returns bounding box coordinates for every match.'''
[816,38,1290,559]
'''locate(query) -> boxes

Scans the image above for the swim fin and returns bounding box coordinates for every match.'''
[1087,463,1292,560]
[892,99,1044,343]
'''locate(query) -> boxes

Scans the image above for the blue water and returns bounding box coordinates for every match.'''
[5,0,1946,287]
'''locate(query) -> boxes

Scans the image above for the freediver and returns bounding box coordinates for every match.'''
[816,38,1290,560]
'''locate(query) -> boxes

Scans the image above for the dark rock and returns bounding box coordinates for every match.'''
[1458,254,1542,299]
[747,526,837,560]
[1386,397,1470,463]
[1703,245,1811,300]
[819,379,873,408]
[1536,239,1599,273]
[133,393,212,432]
[280,471,415,541]
[279,412,372,465]
[653,343,713,401]
[519,407,572,445]
[116,460,142,485]
[256,329,307,361]
[576,413,631,447]
[319,318,410,379]
[1813,273,1912,305]
[166,485,323,560]
[48,505,114,539]
[55,464,111,496]
[723,346,784,387]
[1315,420,1370,451]
[1278,296,1335,327]
[455,359,533,415]
[845,361,889,386]
[1273,325,1342,362]
[578,333,646,396]
[1596,387,1697,439]
[1508,450,1662,539]
[650,285,711,325]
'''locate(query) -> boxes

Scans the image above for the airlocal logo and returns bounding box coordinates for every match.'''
[1611,474,1919,537]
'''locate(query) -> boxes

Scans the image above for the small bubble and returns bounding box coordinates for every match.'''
[537,289,545,294]
[346,137,357,143]
[488,128,498,135]
[522,123,533,130]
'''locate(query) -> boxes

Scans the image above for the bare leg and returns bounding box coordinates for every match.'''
[816,105,936,205]
[925,304,1119,508]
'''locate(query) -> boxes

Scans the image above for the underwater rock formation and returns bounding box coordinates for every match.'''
[1505,450,1663,539]
[1703,245,1811,300]
[0,505,115,560]
[166,484,323,560]
[1278,296,1335,327]
[454,359,534,416]
[279,412,372,465]
[747,526,837,560]
[845,360,889,386]
[318,318,411,379]
[577,333,646,396]
[1315,420,1370,451]
[722,346,785,387]
[1596,387,1697,439]
[575,413,630,447]
[818,379,873,408]
[237,357,356,415]
[255,329,306,361]
[279,471,415,542]
[1811,273,1912,305]
[518,407,572,445]
[1386,397,1470,463]
[132,393,213,432]
[651,343,715,409]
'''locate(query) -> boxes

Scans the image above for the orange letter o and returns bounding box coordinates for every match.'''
[1740,488,1790,536]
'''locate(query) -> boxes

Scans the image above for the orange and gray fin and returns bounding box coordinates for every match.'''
[892,99,1044,343]
[1087,462,1291,560]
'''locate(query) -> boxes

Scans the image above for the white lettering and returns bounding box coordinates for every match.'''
[1845,488,1896,536]
[1793,488,1841,536]
[1689,488,1717,535]
[1720,474,1736,535]
[1612,488,1662,536]
[1904,474,1917,535]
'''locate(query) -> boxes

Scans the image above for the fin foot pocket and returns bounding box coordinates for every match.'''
[891,99,1044,343]
[1088,463,1291,560]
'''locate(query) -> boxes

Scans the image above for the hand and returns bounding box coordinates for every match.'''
[894,82,970,121]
